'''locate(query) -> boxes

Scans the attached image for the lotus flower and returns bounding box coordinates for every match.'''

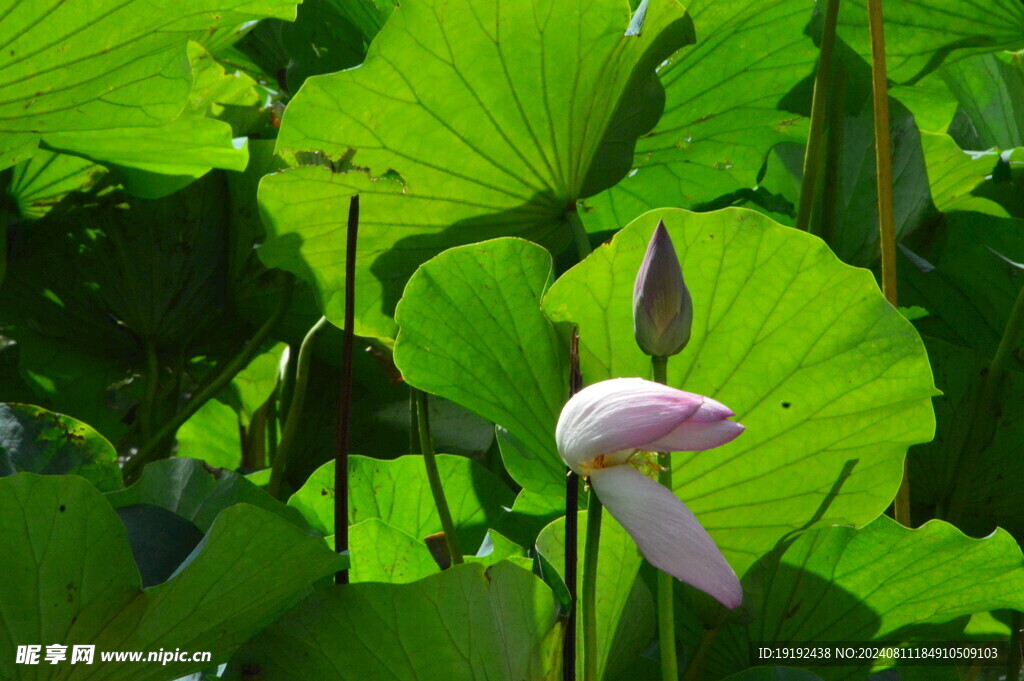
[633,220,693,357]
[556,377,744,609]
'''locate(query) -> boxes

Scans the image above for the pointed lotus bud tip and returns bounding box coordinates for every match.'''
[633,220,693,357]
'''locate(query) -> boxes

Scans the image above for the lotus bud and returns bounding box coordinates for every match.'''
[633,220,693,357]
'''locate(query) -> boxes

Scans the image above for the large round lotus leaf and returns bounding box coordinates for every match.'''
[258,0,696,337]
[543,208,936,575]
[394,238,567,496]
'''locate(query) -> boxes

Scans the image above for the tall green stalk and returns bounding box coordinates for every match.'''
[414,388,464,565]
[1009,611,1022,681]
[268,314,330,499]
[795,0,842,234]
[866,0,909,526]
[582,493,603,681]
[651,355,678,681]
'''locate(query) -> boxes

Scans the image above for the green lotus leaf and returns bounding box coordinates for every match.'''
[107,457,307,533]
[6,149,106,219]
[942,51,1024,151]
[584,0,817,226]
[289,454,515,553]
[900,211,1024,368]
[394,238,567,495]
[0,0,299,168]
[700,517,1024,680]
[837,0,1024,84]
[175,399,245,470]
[0,403,122,491]
[0,473,343,681]
[259,0,695,336]
[231,561,562,681]
[543,208,937,576]
[907,337,1024,540]
[348,518,439,584]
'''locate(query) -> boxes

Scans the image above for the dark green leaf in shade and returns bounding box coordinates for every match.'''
[0,403,122,491]
[907,337,1024,540]
[899,211,1024,368]
[230,561,562,681]
[107,457,308,533]
[942,51,1024,151]
[115,503,205,587]
[0,473,343,681]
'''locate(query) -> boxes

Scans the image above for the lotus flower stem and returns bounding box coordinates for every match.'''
[582,492,603,681]
[335,194,360,583]
[867,0,910,526]
[651,355,679,681]
[795,0,842,234]
[564,330,582,681]
[415,389,464,565]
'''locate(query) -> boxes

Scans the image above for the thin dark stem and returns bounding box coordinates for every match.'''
[818,65,846,244]
[414,389,464,564]
[335,195,359,585]
[125,277,293,479]
[564,330,583,681]
[582,494,603,681]
[142,342,160,444]
[796,0,842,233]
[867,0,908,526]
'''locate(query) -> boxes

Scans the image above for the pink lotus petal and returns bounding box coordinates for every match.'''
[646,397,745,452]
[556,378,703,473]
[589,465,742,609]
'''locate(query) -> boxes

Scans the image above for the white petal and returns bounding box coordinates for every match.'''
[555,378,703,473]
[589,466,742,609]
